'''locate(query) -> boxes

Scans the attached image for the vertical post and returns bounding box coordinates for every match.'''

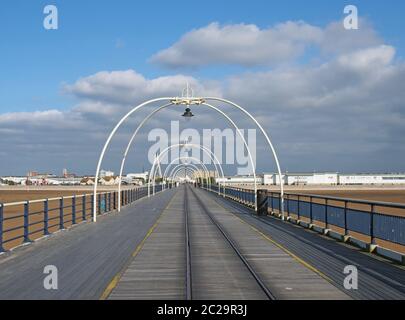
[257,189,267,215]
[309,196,313,226]
[0,203,5,252]
[91,194,94,221]
[98,194,101,214]
[344,200,348,237]
[297,195,300,222]
[82,195,87,221]
[24,201,31,243]
[325,199,328,231]
[59,198,64,230]
[43,199,49,235]
[72,196,77,225]
[286,194,290,220]
[109,193,111,212]
[113,192,116,210]
[370,204,375,245]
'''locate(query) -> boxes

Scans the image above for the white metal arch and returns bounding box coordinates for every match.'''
[171,167,197,181]
[147,144,219,196]
[201,102,258,210]
[94,95,284,220]
[164,161,215,193]
[149,143,225,195]
[149,156,211,196]
[167,163,201,182]
[117,102,174,210]
[93,97,173,221]
[161,144,224,189]
[205,97,285,218]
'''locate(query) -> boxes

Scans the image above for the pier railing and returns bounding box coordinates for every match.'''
[204,184,405,259]
[0,184,164,252]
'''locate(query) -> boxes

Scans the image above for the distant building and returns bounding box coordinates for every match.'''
[216,175,264,185]
[100,176,119,185]
[100,170,115,178]
[262,172,405,186]
[126,172,149,182]
[80,177,95,186]
[338,173,405,185]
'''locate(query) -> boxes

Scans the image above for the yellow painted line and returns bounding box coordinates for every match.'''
[207,192,333,283]
[99,191,178,300]
[238,216,333,283]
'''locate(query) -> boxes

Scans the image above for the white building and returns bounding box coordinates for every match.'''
[100,170,115,178]
[262,172,405,186]
[215,176,263,185]
[338,174,405,185]
[126,172,149,182]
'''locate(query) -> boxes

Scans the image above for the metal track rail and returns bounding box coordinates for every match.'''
[184,185,192,300]
[188,185,276,300]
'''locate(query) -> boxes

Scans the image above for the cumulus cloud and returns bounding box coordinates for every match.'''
[150,20,383,68]
[65,70,221,107]
[150,21,323,68]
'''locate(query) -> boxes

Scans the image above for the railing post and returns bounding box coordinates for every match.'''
[344,200,348,237]
[59,198,65,230]
[109,192,112,212]
[72,196,77,225]
[98,193,101,214]
[23,201,32,243]
[91,194,94,220]
[43,199,50,235]
[0,203,5,252]
[82,195,86,221]
[309,196,313,226]
[370,204,375,245]
[324,199,328,232]
[297,195,300,222]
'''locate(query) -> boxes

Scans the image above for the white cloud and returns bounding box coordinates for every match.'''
[151,20,383,68]
[150,21,323,68]
[65,70,222,107]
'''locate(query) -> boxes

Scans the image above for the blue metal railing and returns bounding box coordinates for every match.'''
[202,185,405,254]
[0,184,167,252]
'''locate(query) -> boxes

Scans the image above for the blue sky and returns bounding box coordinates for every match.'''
[1,0,404,112]
[1,0,405,175]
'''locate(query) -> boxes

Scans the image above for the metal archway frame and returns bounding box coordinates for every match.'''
[150,156,212,196]
[163,159,216,192]
[161,144,225,193]
[166,163,203,184]
[149,143,225,196]
[204,97,285,219]
[94,95,284,221]
[148,145,217,196]
[171,167,198,181]
[117,102,174,211]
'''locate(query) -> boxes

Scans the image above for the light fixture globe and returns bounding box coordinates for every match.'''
[182,107,194,118]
